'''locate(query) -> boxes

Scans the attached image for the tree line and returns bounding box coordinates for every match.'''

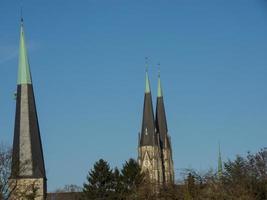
[1,145,267,199]
[80,149,267,199]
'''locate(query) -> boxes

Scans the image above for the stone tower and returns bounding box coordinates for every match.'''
[155,72,174,184]
[138,70,164,185]
[9,18,47,200]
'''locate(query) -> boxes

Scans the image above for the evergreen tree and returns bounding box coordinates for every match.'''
[113,167,123,200]
[121,158,144,199]
[82,159,115,200]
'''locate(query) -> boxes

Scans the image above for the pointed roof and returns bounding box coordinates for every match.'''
[218,143,223,178]
[140,70,158,146]
[155,72,170,148]
[145,70,150,93]
[18,18,32,85]
[157,71,162,97]
[11,18,46,179]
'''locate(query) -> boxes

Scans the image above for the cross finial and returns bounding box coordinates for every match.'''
[157,63,163,97]
[145,57,149,72]
[144,57,150,93]
[157,62,161,78]
[20,2,23,23]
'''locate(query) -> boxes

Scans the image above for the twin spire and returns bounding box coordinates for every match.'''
[145,68,163,97]
[140,65,167,147]
[139,66,174,184]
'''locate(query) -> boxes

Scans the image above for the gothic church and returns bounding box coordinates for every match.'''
[138,70,175,185]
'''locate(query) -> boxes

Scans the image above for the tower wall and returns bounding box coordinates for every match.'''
[162,147,174,184]
[138,145,163,184]
[9,178,46,200]
[18,85,33,176]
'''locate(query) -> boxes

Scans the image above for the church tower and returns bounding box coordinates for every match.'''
[155,72,175,184]
[9,18,47,200]
[138,69,164,185]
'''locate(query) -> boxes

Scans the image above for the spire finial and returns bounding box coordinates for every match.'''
[157,63,163,97]
[20,1,23,23]
[20,7,23,21]
[145,57,150,93]
[18,15,32,85]
[158,62,161,78]
[145,57,149,72]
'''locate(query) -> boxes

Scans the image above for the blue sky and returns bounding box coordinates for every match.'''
[1,0,267,191]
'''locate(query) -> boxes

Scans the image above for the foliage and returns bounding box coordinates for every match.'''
[82,158,145,200]
[173,149,267,200]
[80,149,267,199]
[0,145,39,200]
[82,159,116,199]
[111,149,267,199]
[121,158,144,197]
[55,184,82,193]
[0,145,12,199]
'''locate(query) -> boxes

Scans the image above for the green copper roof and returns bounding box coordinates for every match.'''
[218,143,223,179]
[145,71,150,93]
[18,20,32,85]
[157,72,163,97]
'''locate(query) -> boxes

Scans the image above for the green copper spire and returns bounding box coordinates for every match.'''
[145,70,150,93]
[18,19,32,85]
[218,143,223,179]
[157,71,163,97]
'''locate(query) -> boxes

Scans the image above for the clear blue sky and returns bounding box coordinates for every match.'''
[1,0,267,191]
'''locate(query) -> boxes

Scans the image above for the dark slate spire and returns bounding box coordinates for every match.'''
[155,71,170,148]
[140,70,158,146]
[11,19,46,179]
